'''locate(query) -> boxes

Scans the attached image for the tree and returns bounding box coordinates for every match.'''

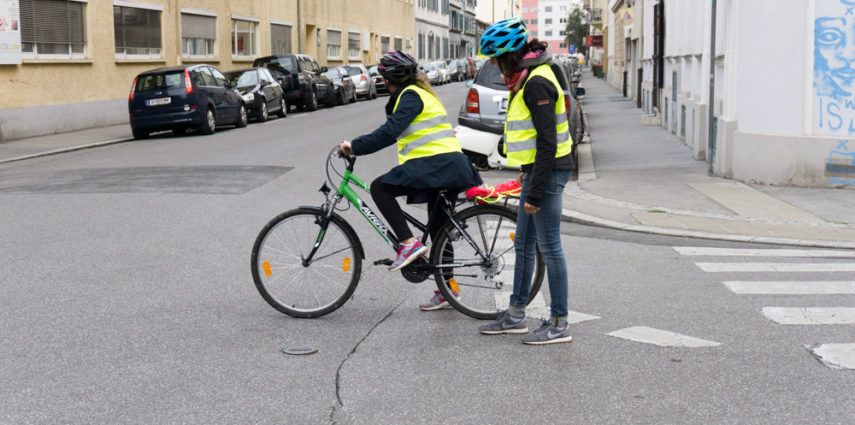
[564,6,590,56]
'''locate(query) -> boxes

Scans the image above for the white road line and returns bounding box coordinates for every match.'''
[606,326,721,348]
[762,307,855,324]
[723,281,855,295]
[807,344,855,370]
[695,262,855,272]
[674,247,855,258]
[494,292,600,324]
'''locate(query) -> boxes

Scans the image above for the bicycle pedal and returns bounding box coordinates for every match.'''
[374,258,393,266]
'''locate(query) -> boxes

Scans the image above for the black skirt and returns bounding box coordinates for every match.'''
[380,152,484,204]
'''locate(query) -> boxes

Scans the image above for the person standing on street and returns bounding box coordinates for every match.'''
[339,50,482,310]
[475,18,576,345]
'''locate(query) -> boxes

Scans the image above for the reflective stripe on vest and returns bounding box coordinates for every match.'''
[393,85,462,164]
[503,64,573,166]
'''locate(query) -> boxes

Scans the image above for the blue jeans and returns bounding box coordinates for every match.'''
[509,169,572,318]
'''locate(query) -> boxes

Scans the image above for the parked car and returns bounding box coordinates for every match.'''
[323,67,357,105]
[368,65,387,94]
[421,62,440,85]
[456,59,585,169]
[128,64,247,139]
[223,68,287,122]
[252,54,335,111]
[344,65,377,99]
[448,59,465,82]
[435,61,451,84]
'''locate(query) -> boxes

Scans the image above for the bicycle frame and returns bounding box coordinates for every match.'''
[302,153,493,268]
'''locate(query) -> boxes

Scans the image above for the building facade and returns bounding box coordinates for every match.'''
[582,0,608,71]
[0,0,414,142]
[606,0,854,188]
[474,0,521,23]
[415,0,449,61]
[461,0,478,57]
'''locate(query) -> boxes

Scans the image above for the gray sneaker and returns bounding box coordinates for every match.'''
[479,311,528,335]
[521,320,573,345]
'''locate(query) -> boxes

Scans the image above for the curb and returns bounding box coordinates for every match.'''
[561,208,855,250]
[0,137,134,165]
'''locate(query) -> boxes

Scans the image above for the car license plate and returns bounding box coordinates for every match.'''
[146,97,171,106]
[500,98,508,111]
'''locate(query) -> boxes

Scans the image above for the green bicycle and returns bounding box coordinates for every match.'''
[251,147,544,319]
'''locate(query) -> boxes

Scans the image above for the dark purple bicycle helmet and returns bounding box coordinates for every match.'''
[378,50,418,83]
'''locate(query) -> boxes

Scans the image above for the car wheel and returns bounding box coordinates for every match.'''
[371,88,377,99]
[257,99,268,122]
[307,88,319,111]
[350,89,357,103]
[235,104,248,128]
[132,126,149,140]
[335,88,344,106]
[276,98,287,118]
[200,108,216,135]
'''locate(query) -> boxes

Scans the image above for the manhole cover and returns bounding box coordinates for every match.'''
[283,346,318,355]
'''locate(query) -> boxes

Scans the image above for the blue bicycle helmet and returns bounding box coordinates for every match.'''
[479,17,529,58]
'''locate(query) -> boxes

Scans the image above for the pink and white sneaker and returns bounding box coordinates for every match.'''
[389,240,427,271]
[419,290,460,311]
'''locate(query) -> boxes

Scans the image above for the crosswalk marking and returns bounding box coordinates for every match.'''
[723,281,855,295]
[807,344,855,370]
[761,307,855,325]
[674,247,855,257]
[494,291,600,324]
[695,262,855,273]
[606,326,721,348]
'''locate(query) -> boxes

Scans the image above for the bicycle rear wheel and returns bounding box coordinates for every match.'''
[251,207,362,318]
[431,204,545,320]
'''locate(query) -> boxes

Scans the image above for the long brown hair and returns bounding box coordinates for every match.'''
[389,73,437,98]
[496,38,549,75]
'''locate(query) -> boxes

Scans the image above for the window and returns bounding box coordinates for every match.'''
[327,29,341,58]
[545,18,552,24]
[530,30,537,37]
[560,18,567,23]
[271,24,292,55]
[209,66,228,88]
[20,0,86,58]
[181,13,215,57]
[530,19,537,25]
[418,33,424,59]
[522,7,527,13]
[394,37,403,51]
[560,43,566,48]
[348,31,360,58]
[560,30,566,36]
[545,30,552,37]
[232,19,257,57]
[380,36,390,53]
[545,6,552,12]
[114,5,162,57]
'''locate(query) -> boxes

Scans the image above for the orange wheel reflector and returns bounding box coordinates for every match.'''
[449,278,460,293]
[263,261,272,277]
[343,257,351,272]
[510,232,515,242]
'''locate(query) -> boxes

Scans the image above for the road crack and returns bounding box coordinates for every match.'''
[329,300,404,424]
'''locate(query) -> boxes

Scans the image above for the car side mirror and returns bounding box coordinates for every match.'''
[320,66,328,73]
[574,87,586,97]
[465,79,474,88]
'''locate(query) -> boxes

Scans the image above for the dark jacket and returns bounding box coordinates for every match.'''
[514,71,575,207]
[351,83,483,202]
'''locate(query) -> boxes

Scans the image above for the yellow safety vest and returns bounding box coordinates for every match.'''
[503,64,572,166]
[393,84,462,164]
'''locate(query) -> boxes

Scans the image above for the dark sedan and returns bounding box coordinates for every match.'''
[224,68,287,122]
[128,64,247,138]
[323,67,357,105]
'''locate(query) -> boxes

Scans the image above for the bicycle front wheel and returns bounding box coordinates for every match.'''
[431,205,545,320]
[251,207,362,318]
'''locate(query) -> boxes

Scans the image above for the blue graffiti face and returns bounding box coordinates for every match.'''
[815,17,855,97]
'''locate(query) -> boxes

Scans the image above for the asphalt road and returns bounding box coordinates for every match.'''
[1,81,854,424]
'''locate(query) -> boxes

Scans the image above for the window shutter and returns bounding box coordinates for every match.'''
[181,14,215,40]
[116,6,161,49]
[20,0,85,45]
[271,24,292,55]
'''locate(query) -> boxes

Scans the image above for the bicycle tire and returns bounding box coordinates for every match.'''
[251,207,362,318]
[431,204,545,320]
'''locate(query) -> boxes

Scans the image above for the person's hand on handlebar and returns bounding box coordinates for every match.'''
[339,140,353,157]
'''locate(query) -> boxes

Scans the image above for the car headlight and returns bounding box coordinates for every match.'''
[241,93,255,102]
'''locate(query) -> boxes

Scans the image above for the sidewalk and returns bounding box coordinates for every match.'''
[0,124,132,164]
[564,75,855,249]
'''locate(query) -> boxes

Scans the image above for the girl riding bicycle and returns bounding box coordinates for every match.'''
[339,50,482,310]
